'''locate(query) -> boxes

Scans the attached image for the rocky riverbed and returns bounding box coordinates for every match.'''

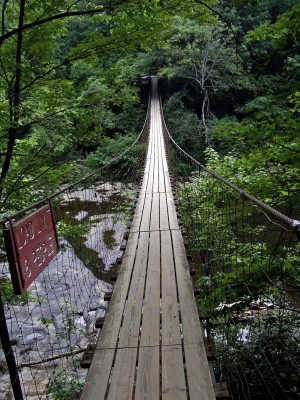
[0,183,133,399]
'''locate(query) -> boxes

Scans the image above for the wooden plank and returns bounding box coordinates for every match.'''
[131,184,149,231]
[154,119,159,148]
[184,344,216,400]
[131,190,147,232]
[140,231,160,347]
[80,349,114,400]
[131,211,143,233]
[146,164,154,193]
[140,193,152,231]
[171,230,215,399]
[162,345,187,400]
[152,156,159,193]
[155,115,162,145]
[159,171,165,194]
[96,232,139,350]
[107,348,137,400]
[167,192,179,230]
[163,151,169,173]
[118,231,149,348]
[171,229,204,345]
[160,193,169,231]
[135,347,160,400]
[150,193,160,232]
[164,174,173,193]
[161,230,181,346]
[139,172,150,194]
[130,211,143,232]
[158,148,166,193]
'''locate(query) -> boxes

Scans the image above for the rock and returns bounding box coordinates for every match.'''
[22,368,49,397]
[0,375,13,400]
[0,183,129,397]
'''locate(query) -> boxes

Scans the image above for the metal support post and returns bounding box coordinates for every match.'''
[0,292,23,400]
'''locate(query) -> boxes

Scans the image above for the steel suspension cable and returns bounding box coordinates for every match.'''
[159,98,300,240]
[0,93,150,225]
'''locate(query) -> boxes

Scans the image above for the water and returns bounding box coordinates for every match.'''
[55,182,136,280]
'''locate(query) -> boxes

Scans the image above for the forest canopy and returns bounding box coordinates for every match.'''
[0,0,299,218]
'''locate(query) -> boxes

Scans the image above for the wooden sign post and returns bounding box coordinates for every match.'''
[3,203,59,294]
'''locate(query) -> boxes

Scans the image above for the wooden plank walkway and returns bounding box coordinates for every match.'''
[80,76,215,400]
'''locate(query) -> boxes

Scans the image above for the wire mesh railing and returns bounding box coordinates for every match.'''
[161,101,300,399]
[0,93,150,400]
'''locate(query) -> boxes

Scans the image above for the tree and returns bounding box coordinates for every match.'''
[159,17,246,141]
[0,0,217,212]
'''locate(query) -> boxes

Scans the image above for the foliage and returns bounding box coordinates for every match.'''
[57,220,92,239]
[47,369,83,400]
[56,220,93,252]
[208,97,300,211]
[0,279,38,305]
[177,160,300,396]
[197,243,300,312]
[178,168,300,313]
[1,0,211,213]
[214,314,300,399]
[245,2,300,49]
[159,17,248,137]
[163,92,203,152]
[84,133,145,180]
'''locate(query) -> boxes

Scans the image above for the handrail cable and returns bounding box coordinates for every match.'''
[160,97,300,239]
[0,92,151,226]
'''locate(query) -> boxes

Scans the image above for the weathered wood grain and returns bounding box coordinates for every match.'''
[107,348,137,400]
[118,231,149,348]
[140,231,160,347]
[135,347,160,400]
[162,345,187,400]
[161,230,181,346]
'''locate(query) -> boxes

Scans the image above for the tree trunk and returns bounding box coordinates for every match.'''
[0,0,25,206]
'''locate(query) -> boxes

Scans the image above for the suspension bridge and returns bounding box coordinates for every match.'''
[80,76,215,399]
[0,76,299,400]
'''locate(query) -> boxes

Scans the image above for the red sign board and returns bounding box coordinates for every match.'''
[3,204,59,294]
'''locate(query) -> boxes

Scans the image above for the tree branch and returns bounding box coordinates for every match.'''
[18,348,85,369]
[193,0,238,50]
[3,164,57,205]
[2,140,61,206]
[193,0,235,33]
[0,0,25,201]
[0,56,9,84]
[19,60,68,93]
[0,6,115,46]
[1,0,9,36]
[268,139,300,153]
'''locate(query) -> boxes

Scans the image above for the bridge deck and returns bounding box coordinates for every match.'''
[81,77,215,400]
